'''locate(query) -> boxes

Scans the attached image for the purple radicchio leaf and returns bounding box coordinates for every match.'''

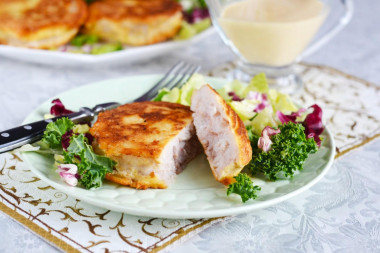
[258,126,281,152]
[50,99,74,116]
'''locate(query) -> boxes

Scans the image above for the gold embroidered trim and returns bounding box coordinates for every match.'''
[0,201,80,253]
[335,133,380,159]
[0,62,379,253]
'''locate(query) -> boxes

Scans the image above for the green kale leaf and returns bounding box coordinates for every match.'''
[247,122,318,181]
[246,125,260,144]
[70,34,99,46]
[64,134,116,189]
[227,173,261,203]
[197,0,207,8]
[42,117,74,149]
[153,90,169,101]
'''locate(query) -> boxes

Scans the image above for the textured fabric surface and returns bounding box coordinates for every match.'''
[172,140,380,253]
[0,1,379,252]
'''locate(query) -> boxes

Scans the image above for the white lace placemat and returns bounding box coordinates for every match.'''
[0,63,379,253]
[208,62,380,157]
[0,152,225,252]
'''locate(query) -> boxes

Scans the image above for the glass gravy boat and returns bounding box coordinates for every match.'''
[207,0,354,93]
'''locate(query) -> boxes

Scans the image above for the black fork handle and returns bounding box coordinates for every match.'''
[0,110,92,154]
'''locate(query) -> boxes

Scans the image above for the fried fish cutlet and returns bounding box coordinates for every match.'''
[0,0,87,49]
[84,0,183,46]
[191,85,252,185]
[90,101,201,189]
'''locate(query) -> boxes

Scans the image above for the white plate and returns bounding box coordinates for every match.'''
[21,75,335,219]
[0,28,215,67]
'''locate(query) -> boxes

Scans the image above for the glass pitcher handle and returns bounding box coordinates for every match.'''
[297,0,354,61]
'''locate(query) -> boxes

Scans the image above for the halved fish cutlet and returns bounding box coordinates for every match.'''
[191,84,252,185]
[90,101,201,189]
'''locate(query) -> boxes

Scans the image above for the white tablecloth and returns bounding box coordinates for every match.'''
[0,1,379,252]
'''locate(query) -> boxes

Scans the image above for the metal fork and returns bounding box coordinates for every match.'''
[0,61,201,153]
[135,61,201,102]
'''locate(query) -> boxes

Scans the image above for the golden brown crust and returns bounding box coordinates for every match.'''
[86,0,182,22]
[91,101,197,189]
[84,0,183,45]
[0,0,87,48]
[105,173,167,189]
[196,85,252,185]
[220,177,235,186]
[90,101,193,160]
[0,0,87,34]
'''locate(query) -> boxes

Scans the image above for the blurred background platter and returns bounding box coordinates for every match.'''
[0,0,213,66]
[0,28,215,67]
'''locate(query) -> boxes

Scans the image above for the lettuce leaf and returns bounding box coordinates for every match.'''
[244,73,269,95]
[229,100,258,122]
[157,74,206,105]
[64,134,116,189]
[268,89,298,114]
[153,90,170,102]
[70,34,98,46]
[42,118,74,149]
[161,87,180,103]
[217,80,246,101]
[246,108,278,135]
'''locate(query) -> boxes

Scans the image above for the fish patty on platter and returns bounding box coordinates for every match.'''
[0,0,88,49]
[84,0,183,46]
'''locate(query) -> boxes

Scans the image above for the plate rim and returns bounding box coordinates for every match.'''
[0,28,215,64]
[20,74,336,219]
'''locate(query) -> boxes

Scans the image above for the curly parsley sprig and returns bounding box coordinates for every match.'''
[246,122,318,181]
[227,173,261,203]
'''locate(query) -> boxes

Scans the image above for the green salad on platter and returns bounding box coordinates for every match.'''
[56,0,211,54]
[17,73,324,203]
[154,73,324,202]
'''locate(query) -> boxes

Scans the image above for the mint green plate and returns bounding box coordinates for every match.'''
[21,75,335,219]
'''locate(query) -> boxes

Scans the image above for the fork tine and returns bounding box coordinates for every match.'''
[144,61,185,97]
[160,62,192,91]
[133,61,184,102]
[135,61,201,102]
[167,64,201,91]
[140,62,191,101]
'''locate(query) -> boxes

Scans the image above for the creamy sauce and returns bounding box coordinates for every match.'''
[219,0,327,66]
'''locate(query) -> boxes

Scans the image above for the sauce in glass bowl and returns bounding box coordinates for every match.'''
[219,0,327,66]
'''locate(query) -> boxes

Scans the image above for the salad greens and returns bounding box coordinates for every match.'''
[227,173,261,203]
[247,122,318,181]
[175,18,211,40]
[159,74,207,105]
[70,34,99,47]
[41,118,115,189]
[176,0,211,40]
[155,72,323,202]
[63,134,115,189]
[50,99,74,116]
[42,117,74,149]
[91,43,123,55]
[155,73,298,135]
